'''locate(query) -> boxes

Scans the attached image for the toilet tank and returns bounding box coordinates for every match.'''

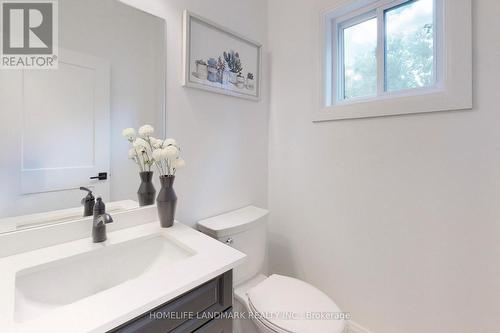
[198,206,269,285]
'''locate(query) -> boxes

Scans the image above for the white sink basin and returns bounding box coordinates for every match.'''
[14,234,194,323]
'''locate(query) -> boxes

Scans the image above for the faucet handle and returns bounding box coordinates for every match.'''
[80,187,92,193]
[95,214,113,226]
[80,187,94,204]
[80,187,95,217]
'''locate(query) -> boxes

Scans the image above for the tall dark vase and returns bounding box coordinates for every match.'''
[157,175,177,228]
[137,171,156,206]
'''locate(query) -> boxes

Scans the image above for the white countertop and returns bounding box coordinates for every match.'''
[0,222,246,333]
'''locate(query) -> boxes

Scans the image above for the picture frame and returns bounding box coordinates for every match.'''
[182,10,262,101]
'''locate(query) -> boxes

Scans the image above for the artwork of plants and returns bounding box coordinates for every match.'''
[192,49,256,91]
[224,51,243,75]
[184,11,261,99]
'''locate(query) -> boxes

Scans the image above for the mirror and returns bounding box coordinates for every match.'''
[0,0,166,233]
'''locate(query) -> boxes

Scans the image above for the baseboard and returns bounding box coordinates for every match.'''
[344,320,374,333]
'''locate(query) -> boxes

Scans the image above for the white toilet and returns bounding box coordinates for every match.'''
[198,206,346,333]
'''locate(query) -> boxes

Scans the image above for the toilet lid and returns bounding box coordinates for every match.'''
[246,275,345,333]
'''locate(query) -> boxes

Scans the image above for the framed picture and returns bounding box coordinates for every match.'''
[182,10,262,101]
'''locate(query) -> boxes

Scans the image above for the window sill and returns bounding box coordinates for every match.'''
[313,89,472,122]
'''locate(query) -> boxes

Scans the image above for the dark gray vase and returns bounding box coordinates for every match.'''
[137,171,156,206]
[157,176,177,228]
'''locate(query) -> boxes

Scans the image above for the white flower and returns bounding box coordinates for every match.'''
[163,138,178,148]
[164,145,179,160]
[173,158,186,169]
[138,125,154,138]
[133,138,149,150]
[128,148,137,159]
[122,128,136,140]
[152,149,168,161]
[150,137,163,149]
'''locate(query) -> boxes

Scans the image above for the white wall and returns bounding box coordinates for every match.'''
[119,0,270,226]
[268,1,500,333]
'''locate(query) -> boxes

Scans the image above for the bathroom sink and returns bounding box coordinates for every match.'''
[14,234,194,323]
[0,220,245,333]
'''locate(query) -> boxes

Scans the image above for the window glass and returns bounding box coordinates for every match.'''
[385,0,435,92]
[342,17,377,99]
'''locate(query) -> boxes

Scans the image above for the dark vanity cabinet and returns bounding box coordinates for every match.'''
[109,271,233,333]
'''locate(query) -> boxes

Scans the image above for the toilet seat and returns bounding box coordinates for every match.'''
[248,300,297,333]
[246,275,345,333]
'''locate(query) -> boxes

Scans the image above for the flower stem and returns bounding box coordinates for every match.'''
[134,148,144,172]
[146,137,164,175]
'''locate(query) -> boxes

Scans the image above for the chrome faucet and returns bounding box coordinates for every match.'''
[92,197,113,243]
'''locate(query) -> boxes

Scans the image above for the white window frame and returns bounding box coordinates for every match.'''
[316,0,472,122]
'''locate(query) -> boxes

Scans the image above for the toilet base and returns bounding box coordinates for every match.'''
[233,297,260,333]
[233,274,272,333]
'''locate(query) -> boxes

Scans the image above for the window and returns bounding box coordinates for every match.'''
[336,0,438,103]
[318,0,472,121]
